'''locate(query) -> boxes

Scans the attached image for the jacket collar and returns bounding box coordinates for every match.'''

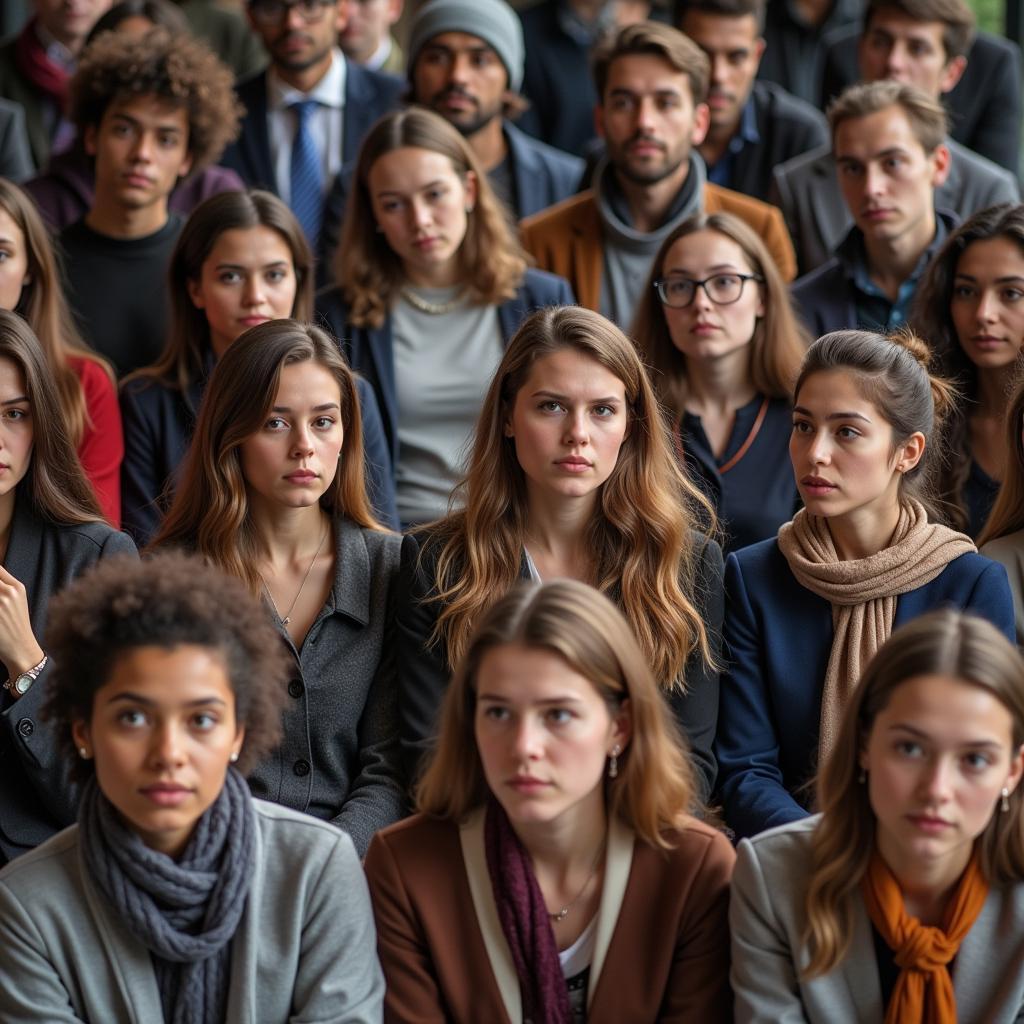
[458,805,635,1020]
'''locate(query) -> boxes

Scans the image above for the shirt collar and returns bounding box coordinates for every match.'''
[34,21,75,72]
[268,48,347,112]
[730,95,760,153]
[839,209,954,292]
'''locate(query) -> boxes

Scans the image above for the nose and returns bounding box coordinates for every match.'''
[291,421,315,457]
[635,95,657,133]
[710,54,729,88]
[408,196,432,231]
[807,429,832,466]
[974,289,1000,324]
[148,720,186,769]
[285,3,307,29]
[692,280,715,311]
[130,130,154,164]
[563,407,590,446]
[884,39,907,75]
[511,716,543,761]
[242,274,267,308]
[918,755,954,804]
[863,162,887,198]
[449,51,471,85]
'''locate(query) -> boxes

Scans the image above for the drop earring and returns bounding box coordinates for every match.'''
[1002,787,1011,813]
[608,745,621,779]
[78,746,90,759]
[230,751,239,764]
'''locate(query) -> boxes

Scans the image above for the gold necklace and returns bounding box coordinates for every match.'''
[400,286,466,315]
[261,520,329,627]
[547,841,606,923]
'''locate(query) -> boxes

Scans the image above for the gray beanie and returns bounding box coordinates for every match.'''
[408,0,525,94]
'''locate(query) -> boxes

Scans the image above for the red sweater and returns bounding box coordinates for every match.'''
[68,354,122,526]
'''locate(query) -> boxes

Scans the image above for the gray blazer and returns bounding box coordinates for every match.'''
[731,817,1024,1023]
[0,800,385,1023]
[0,98,31,182]
[772,139,1020,275]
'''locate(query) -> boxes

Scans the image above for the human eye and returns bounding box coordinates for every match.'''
[546,708,573,725]
[471,51,496,68]
[593,404,617,418]
[0,250,10,263]
[481,705,509,721]
[952,283,976,300]
[1001,287,1024,302]
[608,95,636,113]
[218,270,243,285]
[884,155,905,172]
[657,94,681,111]
[313,415,336,429]
[192,711,221,731]
[158,132,178,149]
[963,750,995,771]
[117,708,148,728]
[539,400,566,413]
[264,416,287,430]
[379,198,403,214]
[266,267,289,284]
[3,406,29,424]
[838,161,863,178]
[792,418,812,434]
[836,425,861,440]
[895,739,923,757]
[908,40,930,57]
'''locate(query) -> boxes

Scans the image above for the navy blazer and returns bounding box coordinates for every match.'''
[221,60,404,193]
[317,121,584,275]
[715,537,1015,841]
[119,365,399,544]
[0,493,137,862]
[315,269,575,466]
[396,527,725,805]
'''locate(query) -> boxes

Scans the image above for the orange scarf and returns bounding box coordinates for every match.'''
[861,848,989,1024]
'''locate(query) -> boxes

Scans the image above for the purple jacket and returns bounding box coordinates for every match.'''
[24,148,244,231]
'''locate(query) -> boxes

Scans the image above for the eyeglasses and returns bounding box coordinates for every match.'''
[249,0,336,26]
[653,273,763,309]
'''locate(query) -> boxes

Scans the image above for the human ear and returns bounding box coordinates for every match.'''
[894,432,925,474]
[691,102,710,146]
[939,55,967,94]
[1004,742,1024,795]
[611,698,632,754]
[71,719,92,758]
[186,276,206,310]
[83,124,98,158]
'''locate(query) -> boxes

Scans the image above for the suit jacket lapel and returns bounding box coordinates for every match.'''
[837,900,885,1018]
[238,74,276,191]
[588,815,634,1012]
[460,809,520,1023]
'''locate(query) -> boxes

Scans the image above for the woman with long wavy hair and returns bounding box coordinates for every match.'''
[121,189,395,545]
[316,107,573,528]
[151,320,402,855]
[731,609,1024,1023]
[0,177,121,524]
[632,211,809,551]
[913,202,1024,538]
[979,375,1024,644]
[368,580,734,1023]
[397,305,723,805]
[0,309,135,864]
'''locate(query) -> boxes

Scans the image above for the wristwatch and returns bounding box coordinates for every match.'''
[4,656,48,697]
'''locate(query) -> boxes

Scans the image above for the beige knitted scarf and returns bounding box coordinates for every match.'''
[777,500,975,763]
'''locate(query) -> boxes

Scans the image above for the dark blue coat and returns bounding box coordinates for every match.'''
[318,121,584,276]
[221,60,404,193]
[315,269,575,466]
[715,537,1015,841]
[120,366,398,545]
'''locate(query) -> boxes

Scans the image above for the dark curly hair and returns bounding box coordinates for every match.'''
[68,26,242,171]
[43,552,289,781]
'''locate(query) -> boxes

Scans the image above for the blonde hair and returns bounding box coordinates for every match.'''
[417,579,697,846]
[336,108,528,329]
[803,610,1024,977]
[632,211,809,420]
[827,80,948,152]
[423,305,716,687]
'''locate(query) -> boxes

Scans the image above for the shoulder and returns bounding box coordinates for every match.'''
[0,826,82,907]
[793,259,844,297]
[346,58,403,104]
[505,123,584,176]
[647,818,736,875]
[940,549,1008,584]
[46,518,137,558]
[730,535,786,575]
[253,799,361,866]
[982,530,1024,564]
[752,80,827,130]
[518,267,574,303]
[234,69,268,106]
[365,813,461,875]
[521,190,596,235]
[351,521,403,565]
[689,530,725,580]
[703,182,780,221]
[67,354,115,400]
[735,815,818,884]
[946,138,1019,190]
[773,144,833,186]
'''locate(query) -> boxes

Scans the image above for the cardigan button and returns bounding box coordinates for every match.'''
[288,680,305,698]
[16,718,33,737]
[293,759,311,777]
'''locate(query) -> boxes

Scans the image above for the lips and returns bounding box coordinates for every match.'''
[122,173,155,188]
[285,470,317,484]
[801,475,837,495]
[906,813,953,833]
[140,783,192,807]
[555,456,593,473]
[507,776,550,793]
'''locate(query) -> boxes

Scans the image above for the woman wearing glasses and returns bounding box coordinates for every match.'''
[633,213,810,551]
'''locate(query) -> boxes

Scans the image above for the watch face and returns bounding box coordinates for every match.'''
[13,673,31,696]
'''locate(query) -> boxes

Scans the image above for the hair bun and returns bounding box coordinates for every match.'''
[888,328,932,368]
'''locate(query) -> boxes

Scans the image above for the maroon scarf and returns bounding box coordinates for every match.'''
[14,18,71,109]
[484,800,573,1023]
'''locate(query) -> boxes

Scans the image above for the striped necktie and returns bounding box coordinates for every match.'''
[289,99,324,246]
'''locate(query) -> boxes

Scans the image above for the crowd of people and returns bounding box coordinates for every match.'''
[0,0,1022,1019]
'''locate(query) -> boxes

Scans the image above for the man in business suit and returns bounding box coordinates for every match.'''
[773,0,1019,275]
[791,81,952,338]
[221,0,403,247]
[674,0,828,201]
[521,21,795,328]
[819,0,1021,175]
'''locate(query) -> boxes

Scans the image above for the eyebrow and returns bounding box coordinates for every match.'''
[531,389,621,404]
[887,723,1003,749]
[663,263,746,275]
[110,112,183,134]
[792,405,872,423]
[954,273,1024,284]
[477,694,585,705]
[836,146,913,163]
[1,395,29,406]
[106,692,227,707]
[608,87,684,100]
[215,260,290,271]
[375,179,445,198]
[270,403,341,413]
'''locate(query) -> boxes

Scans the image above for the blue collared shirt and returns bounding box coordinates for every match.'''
[706,97,761,188]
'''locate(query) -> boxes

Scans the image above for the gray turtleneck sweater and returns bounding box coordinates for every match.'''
[595,154,707,328]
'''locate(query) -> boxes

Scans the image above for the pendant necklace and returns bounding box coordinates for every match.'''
[263,520,329,627]
[548,841,606,923]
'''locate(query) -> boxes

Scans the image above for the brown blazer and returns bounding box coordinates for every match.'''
[363,808,735,1023]
[520,186,797,313]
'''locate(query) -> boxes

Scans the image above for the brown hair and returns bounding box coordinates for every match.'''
[632,211,809,420]
[803,609,1024,977]
[44,551,289,782]
[863,0,976,61]
[912,203,1024,532]
[127,190,313,399]
[336,108,528,329]
[417,579,698,845]
[69,26,242,171]
[423,305,716,688]
[593,20,710,104]
[827,80,948,152]
[794,329,957,515]
[0,178,112,447]
[673,0,766,34]
[0,310,103,525]
[151,321,383,592]
[977,371,1024,546]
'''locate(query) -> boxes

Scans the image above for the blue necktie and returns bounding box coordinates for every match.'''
[290,99,324,246]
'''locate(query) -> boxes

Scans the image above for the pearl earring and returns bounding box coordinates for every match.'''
[608,745,621,780]
[1002,787,1011,813]
[78,746,90,759]
[230,751,239,764]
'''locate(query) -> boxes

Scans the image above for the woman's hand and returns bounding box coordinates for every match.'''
[0,565,44,683]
